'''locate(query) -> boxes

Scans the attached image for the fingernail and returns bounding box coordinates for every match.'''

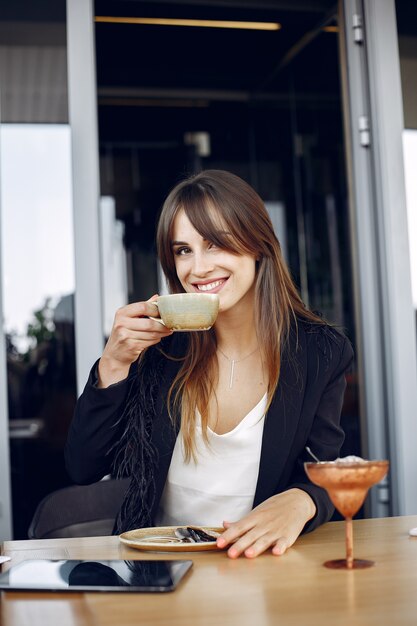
[228,548,238,559]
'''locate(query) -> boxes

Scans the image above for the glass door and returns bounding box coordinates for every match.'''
[0,1,77,538]
[339,0,417,516]
[93,0,362,502]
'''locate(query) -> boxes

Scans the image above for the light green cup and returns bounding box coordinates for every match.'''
[152,293,219,331]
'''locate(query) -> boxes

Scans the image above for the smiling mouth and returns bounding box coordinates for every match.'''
[194,279,227,292]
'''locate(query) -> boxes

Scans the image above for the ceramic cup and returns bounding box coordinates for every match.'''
[152,293,219,331]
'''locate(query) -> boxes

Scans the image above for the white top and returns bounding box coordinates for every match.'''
[155,393,268,527]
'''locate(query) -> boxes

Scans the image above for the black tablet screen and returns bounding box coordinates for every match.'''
[0,559,193,592]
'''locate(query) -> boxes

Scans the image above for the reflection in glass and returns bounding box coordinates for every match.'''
[403,130,417,308]
[0,125,76,537]
[1,126,74,350]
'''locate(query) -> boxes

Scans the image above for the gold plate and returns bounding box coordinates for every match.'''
[119,526,224,552]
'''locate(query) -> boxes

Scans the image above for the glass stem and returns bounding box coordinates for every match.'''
[346,516,353,569]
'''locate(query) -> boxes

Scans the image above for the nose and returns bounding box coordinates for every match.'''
[191,250,215,277]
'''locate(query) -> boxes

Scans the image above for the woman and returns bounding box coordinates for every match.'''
[65,169,353,559]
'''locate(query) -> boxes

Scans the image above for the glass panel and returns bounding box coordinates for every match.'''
[403,130,417,307]
[397,0,417,314]
[397,4,417,505]
[94,0,362,494]
[0,1,75,538]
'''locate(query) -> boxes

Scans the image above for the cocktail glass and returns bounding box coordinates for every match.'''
[304,459,389,569]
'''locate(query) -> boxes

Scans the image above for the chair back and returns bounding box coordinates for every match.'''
[28,478,129,539]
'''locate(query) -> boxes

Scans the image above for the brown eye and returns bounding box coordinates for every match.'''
[174,246,191,256]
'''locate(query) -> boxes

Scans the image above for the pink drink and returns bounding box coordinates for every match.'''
[305,457,389,569]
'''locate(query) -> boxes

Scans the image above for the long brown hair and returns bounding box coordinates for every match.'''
[156,169,323,461]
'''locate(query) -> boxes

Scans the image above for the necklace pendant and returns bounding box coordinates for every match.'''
[229,360,235,389]
[217,345,260,391]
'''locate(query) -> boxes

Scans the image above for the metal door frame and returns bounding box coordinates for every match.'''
[0,119,13,539]
[340,0,417,515]
[67,0,104,395]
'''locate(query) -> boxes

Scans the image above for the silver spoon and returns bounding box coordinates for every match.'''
[174,528,194,543]
[305,446,321,463]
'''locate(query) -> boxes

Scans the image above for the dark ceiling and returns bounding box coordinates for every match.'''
[2,0,414,99]
[94,0,339,96]
[92,0,346,151]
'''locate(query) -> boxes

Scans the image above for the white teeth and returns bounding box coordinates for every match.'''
[197,280,223,291]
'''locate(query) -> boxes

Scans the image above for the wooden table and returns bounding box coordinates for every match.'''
[1,516,417,626]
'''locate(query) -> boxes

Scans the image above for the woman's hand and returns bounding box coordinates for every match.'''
[217,488,316,559]
[98,296,173,387]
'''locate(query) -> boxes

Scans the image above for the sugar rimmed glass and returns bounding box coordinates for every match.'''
[305,459,389,569]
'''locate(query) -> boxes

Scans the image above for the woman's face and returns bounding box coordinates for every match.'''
[171,209,257,315]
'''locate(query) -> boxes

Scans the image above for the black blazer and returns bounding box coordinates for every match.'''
[65,321,353,533]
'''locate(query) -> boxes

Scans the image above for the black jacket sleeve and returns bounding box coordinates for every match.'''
[288,333,354,532]
[64,360,138,484]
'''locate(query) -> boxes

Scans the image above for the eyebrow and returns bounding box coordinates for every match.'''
[171,231,231,246]
[171,240,190,247]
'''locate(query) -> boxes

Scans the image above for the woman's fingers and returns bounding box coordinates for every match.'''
[110,299,172,342]
[217,518,255,549]
[107,320,172,362]
[245,534,289,559]
[227,529,276,559]
[113,316,170,335]
[115,299,161,320]
[219,522,291,559]
[272,537,289,556]
[217,490,315,559]
[219,520,291,559]
[98,297,172,387]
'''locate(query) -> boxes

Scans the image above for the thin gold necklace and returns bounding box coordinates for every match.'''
[217,345,260,389]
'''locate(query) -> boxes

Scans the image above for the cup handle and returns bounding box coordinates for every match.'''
[148,301,166,326]
[149,317,166,326]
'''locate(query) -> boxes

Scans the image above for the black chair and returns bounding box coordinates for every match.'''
[28,478,130,539]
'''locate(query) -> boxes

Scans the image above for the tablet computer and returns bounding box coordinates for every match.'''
[0,559,193,593]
